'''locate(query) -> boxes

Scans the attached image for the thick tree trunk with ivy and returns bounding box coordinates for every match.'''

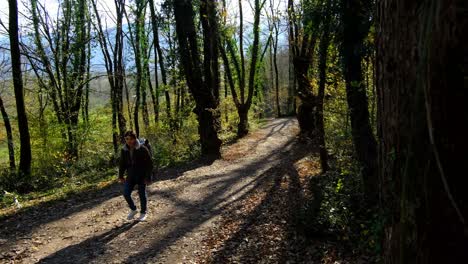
[377,0,468,262]
[341,0,377,198]
[241,0,263,137]
[220,0,264,137]
[173,0,222,157]
[141,25,150,130]
[288,0,320,137]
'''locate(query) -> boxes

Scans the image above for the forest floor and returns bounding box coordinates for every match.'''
[0,118,357,264]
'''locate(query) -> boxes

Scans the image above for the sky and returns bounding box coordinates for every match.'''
[0,0,288,71]
[0,0,290,39]
[0,0,262,29]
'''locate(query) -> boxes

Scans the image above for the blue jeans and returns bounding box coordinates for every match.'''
[123,181,147,214]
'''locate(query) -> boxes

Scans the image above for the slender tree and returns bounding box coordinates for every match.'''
[269,0,281,117]
[287,36,297,115]
[134,0,144,137]
[158,11,172,122]
[340,0,378,197]
[221,0,267,137]
[27,0,91,158]
[220,0,229,124]
[91,0,127,154]
[148,0,160,123]
[141,20,151,129]
[124,0,148,137]
[0,94,15,170]
[82,20,91,125]
[316,0,333,172]
[8,0,31,175]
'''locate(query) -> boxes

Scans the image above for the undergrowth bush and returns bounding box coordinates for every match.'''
[0,98,265,211]
[298,80,384,260]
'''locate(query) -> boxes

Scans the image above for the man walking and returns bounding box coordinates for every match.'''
[119,131,153,221]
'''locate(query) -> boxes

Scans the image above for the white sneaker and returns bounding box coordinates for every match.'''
[137,213,147,221]
[127,210,138,220]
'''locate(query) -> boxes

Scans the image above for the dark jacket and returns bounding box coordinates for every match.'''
[118,140,153,183]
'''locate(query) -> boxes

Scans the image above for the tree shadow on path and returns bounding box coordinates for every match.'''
[37,221,139,264]
[208,142,315,263]
[2,118,300,264]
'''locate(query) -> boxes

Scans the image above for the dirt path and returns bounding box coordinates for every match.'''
[0,118,306,264]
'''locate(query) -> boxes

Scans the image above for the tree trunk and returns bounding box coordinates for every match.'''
[111,85,119,155]
[224,71,228,123]
[131,1,145,137]
[148,0,160,123]
[30,0,89,158]
[8,0,32,176]
[146,64,158,124]
[142,84,150,129]
[168,27,178,129]
[124,73,134,130]
[377,0,468,263]
[141,20,150,130]
[274,55,280,117]
[269,37,274,114]
[0,95,15,170]
[287,38,296,115]
[36,84,47,156]
[221,0,229,124]
[83,28,91,125]
[341,0,377,198]
[152,11,171,122]
[164,90,171,121]
[272,18,281,117]
[245,0,262,112]
[316,0,332,172]
[220,0,264,137]
[288,0,319,137]
[173,0,222,157]
[92,0,127,145]
[294,56,317,136]
[237,106,249,137]
[114,0,127,143]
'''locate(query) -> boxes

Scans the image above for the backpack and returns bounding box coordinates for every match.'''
[138,137,156,181]
[138,137,153,157]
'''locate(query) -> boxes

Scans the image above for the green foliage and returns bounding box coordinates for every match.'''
[299,163,384,260]
[296,52,383,259]
[219,98,239,141]
[147,112,201,168]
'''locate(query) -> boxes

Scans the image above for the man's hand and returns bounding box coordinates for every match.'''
[119,177,125,184]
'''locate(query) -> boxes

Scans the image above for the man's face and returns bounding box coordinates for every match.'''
[125,136,136,148]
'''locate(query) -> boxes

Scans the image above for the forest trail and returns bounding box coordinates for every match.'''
[0,117,318,264]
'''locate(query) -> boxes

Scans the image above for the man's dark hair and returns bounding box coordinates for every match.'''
[124,130,137,139]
